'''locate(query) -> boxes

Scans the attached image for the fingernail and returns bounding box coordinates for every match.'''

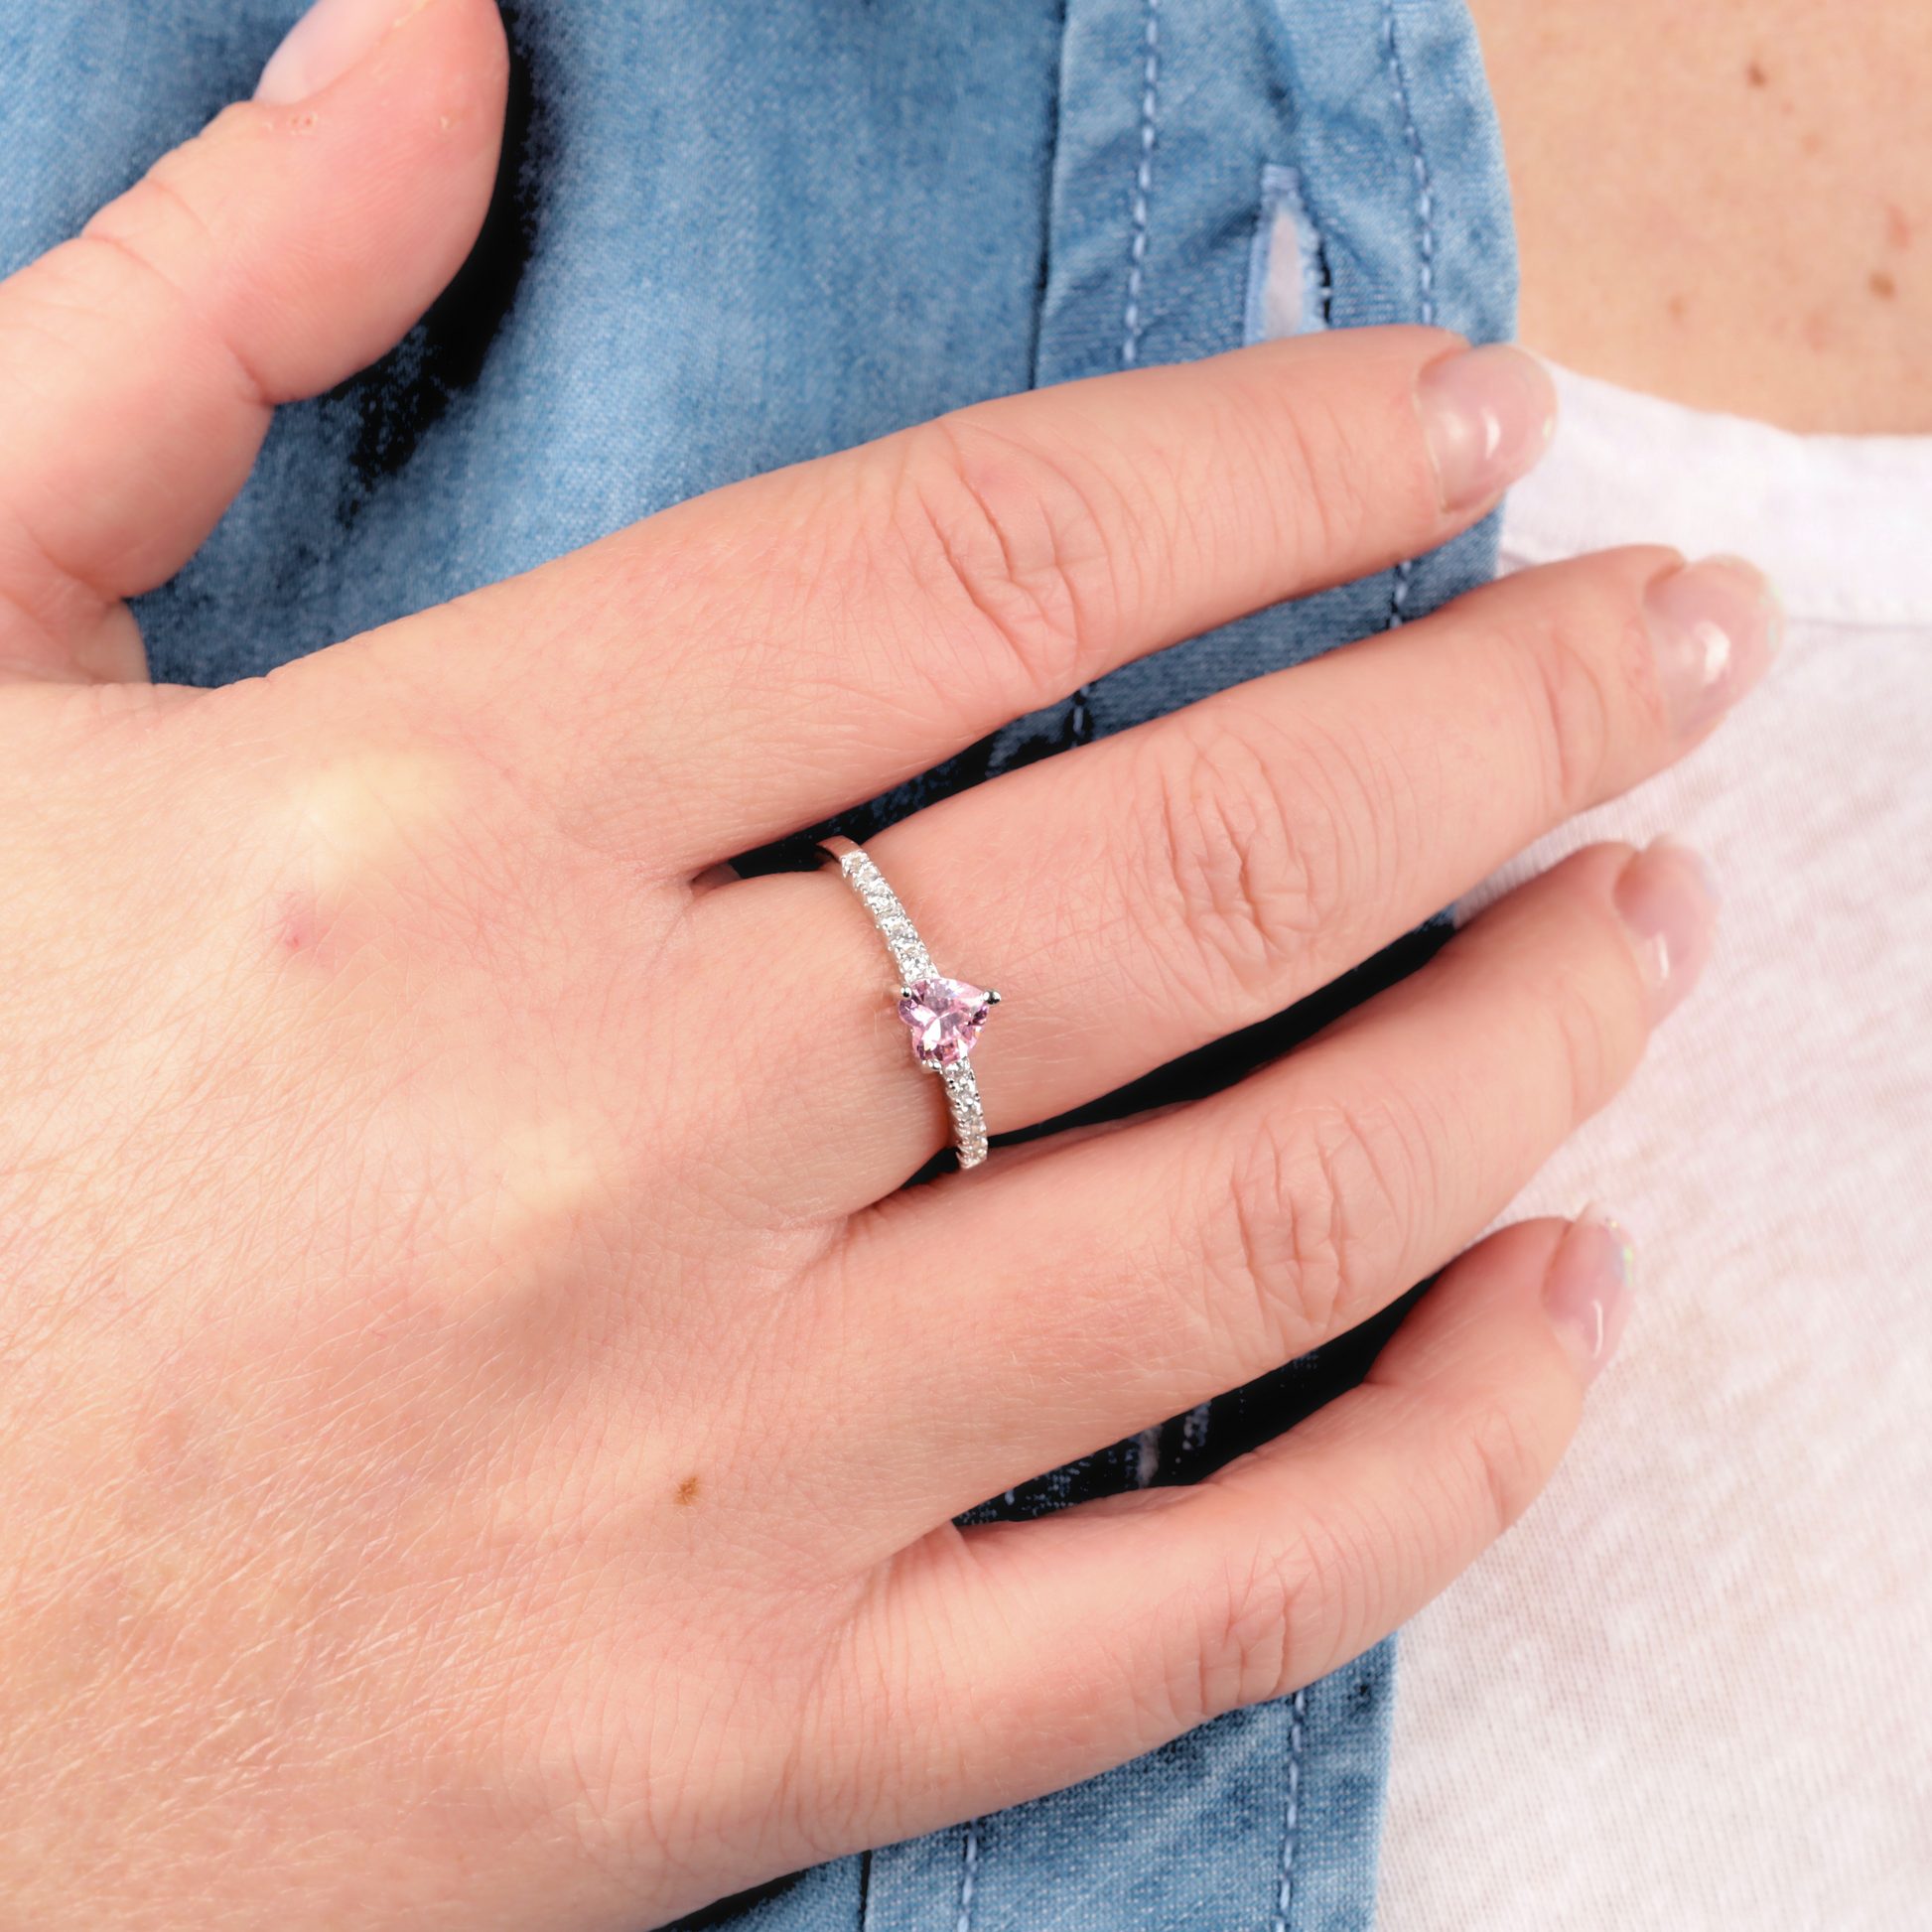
[1543,1204,1637,1382]
[1614,835,1720,1024]
[1643,554,1784,740]
[1415,344,1558,512]
[256,0,421,104]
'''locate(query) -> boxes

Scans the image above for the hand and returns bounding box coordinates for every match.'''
[0,2,1773,1925]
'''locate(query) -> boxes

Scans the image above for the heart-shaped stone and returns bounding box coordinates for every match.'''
[897,977,993,1069]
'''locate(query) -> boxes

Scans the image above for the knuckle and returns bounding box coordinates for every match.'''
[1539,949,1635,1123]
[243,723,527,952]
[1203,1095,1414,1362]
[1461,1394,1551,1537]
[96,155,219,265]
[1523,611,1621,819]
[882,414,1128,707]
[1138,713,1342,1017]
[1191,1547,1302,1718]
[1191,1514,1363,1718]
[1509,564,1673,819]
[66,167,270,410]
[1266,394,1380,572]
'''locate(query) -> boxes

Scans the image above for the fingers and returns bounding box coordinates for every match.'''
[835,1210,1631,1826]
[693,547,1771,1210]
[811,842,1706,1525]
[369,332,1555,860]
[0,0,507,683]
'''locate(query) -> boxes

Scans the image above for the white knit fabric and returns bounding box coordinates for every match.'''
[1376,362,1932,1932]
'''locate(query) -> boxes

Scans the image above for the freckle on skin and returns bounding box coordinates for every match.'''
[1666,294,1688,323]
[1870,270,1897,300]
[1745,59,1768,87]
[675,1476,701,1507]
[1886,205,1912,251]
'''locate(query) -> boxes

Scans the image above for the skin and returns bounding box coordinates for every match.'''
[1471,0,1932,432]
[0,1,1776,1924]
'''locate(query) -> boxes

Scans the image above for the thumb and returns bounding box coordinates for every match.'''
[0,0,508,684]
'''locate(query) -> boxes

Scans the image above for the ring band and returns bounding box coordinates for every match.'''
[820,837,999,1169]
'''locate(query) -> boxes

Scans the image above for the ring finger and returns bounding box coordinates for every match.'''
[691,541,1772,1213]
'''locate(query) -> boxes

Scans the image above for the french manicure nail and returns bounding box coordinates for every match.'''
[1614,835,1720,1024]
[1543,1204,1636,1382]
[256,0,421,104]
[1643,554,1784,740]
[1415,344,1558,512]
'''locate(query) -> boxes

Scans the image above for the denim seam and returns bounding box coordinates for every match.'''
[1120,0,1161,367]
[1379,0,1436,630]
[1270,1687,1310,1931]
[1069,0,1165,753]
[955,1820,981,1932]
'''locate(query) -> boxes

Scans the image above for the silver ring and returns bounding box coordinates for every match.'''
[820,837,999,1169]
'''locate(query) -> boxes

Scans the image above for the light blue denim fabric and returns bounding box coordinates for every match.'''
[0,3,1513,1925]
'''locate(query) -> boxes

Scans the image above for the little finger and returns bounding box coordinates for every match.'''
[798,1210,1635,1850]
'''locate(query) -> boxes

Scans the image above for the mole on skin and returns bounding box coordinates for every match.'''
[675,1476,702,1507]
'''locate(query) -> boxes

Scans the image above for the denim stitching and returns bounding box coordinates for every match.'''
[1380,0,1435,629]
[1120,0,1162,367]
[1071,0,1165,749]
[955,1820,981,1932]
[1269,1688,1310,1930]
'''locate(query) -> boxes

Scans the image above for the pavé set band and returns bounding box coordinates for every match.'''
[819,837,999,1169]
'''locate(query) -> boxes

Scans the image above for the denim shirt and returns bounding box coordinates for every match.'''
[0,2,1514,1924]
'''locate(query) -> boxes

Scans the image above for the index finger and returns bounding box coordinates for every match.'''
[356,330,1553,869]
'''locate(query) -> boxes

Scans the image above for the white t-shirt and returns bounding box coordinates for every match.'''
[1376,361,1932,1932]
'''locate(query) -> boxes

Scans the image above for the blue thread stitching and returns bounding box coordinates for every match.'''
[1270,1688,1310,1931]
[955,1821,981,1932]
[1380,0,1436,329]
[1121,0,1162,367]
[1381,0,1435,630]
[1070,0,1165,749]
[1390,557,1418,628]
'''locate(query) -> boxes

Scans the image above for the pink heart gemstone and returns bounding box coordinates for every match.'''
[897,977,993,1069]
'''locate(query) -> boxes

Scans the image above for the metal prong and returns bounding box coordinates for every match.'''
[898,988,913,1002]
[985,990,1002,1005]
